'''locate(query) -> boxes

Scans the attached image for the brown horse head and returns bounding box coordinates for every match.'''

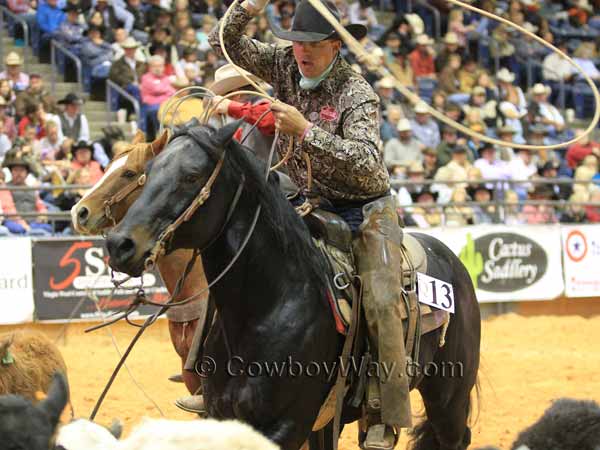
[71,130,170,235]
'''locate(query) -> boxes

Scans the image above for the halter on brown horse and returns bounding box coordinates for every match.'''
[71,130,207,396]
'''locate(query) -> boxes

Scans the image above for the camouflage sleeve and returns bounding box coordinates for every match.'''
[208,3,280,84]
[304,101,386,182]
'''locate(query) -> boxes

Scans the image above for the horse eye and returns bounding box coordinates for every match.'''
[184,174,199,184]
[123,170,136,179]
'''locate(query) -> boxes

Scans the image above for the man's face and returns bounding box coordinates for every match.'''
[499,132,513,143]
[292,39,341,78]
[444,131,457,143]
[474,189,491,203]
[66,103,80,116]
[48,127,58,141]
[386,37,400,50]
[452,151,467,164]
[47,0,57,7]
[10,166,28,185]
[481,148,494,162]
[544,168,557,178]
[399,130,411,141]
[534,93,546,103]
[7,64,20,76]
[75,148,92,163]
[424,152,436,164]
[446,43,458,52]
[124,47,137,59]
[415,112,428,125]
[68,11,78,22]
[379,87,393,99]
[520,150,531,164]
[387,109,401,124]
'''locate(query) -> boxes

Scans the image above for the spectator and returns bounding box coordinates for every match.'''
[538,160,570,200]
[409,188,441,227]
[457,58,479,94]
[126,0,148,43]
[37,121,65,161]
[7,0,37,34]
[474,142,510,183]
[522,184,558,224]
[140,55,176,139]
[57,93,90,143]
[178,27,201,56]
[542,40,573,84]
[197,15,217,52]
[111,28,146,62]
[410,101,440,149]
[529,83,565,135]
[468,184,495,224]
[438,54,462,96]
[36,0,66,54]
[0,118,12,163]
[447,8,476,48]
[0,52,30,92]
[18,101,62,140]
[462,86,492,127]
[508,148,537,199]
[445,187,474,226]
[348,0,379,31]
[409,34,435,79]
[381,31,402,62]
[496,124,517,161]
[384,118,422,171]
[2,153,52,235]
[70,140,104,183]
[387,49,414,89]
[81,24,114,85]
[572,42,600,81]
[55,4,86,53]
[394,160,425,205]
[436,125,460,166]
[109,36,146,105]
[0,80,16,117]
[14,73,57,118]
[0,98,17,142]
[435,32,462,73]
[561,191,589,223]
[566,129,600,170]
[503,189,526,225]
[90,0,134,41]
[380,104,403,142]
[421,146,438,179]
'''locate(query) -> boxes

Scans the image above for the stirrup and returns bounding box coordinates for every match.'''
[362,424,399,450]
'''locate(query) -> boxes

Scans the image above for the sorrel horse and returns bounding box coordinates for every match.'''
[71,130,205,395]
[105,122,481,450]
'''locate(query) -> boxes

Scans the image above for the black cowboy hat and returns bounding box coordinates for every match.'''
[63,3,82,13]
[3,152,31,172]
[411,187,438,203]
[268,0,367,43]
[73,140,93,152]
[538,160,560,176]
[467,183,493,200]
[58,92,84,105]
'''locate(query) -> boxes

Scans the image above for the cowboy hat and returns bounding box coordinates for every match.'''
[58,92,84,105]
[414,101,430,114]
[415,34,433,46]
[121,37,140,49]
[496,68,515,83]
[472,86,486,96]
[407,161,425,174]
[3,152,31,172]
[376,77,395,89]
[268,0,367,42]
[63,3,82,13]
[411,187,438,203]
[72,140,93,152]
[497,124,516,135]
[5,52,23,66]
[531,83,550,96]
[404,13,424,35]
[209,64,271,95]
[396,118,411,132]
[443,32,459,45]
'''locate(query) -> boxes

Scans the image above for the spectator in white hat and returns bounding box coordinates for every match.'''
[0,52,29,92]
[530,83,565,137]
[409,34,435,78]
[410,101,440,149]
[384,118,422,171]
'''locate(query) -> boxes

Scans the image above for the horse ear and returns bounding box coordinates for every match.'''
[131,130,146,145]
[36,372,69,428]
[211,119,243,150]
[151,129,170,155]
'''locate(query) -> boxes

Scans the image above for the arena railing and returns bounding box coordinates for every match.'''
[0,6,30,72]
[50,40,83,94]
[106,79,141,130]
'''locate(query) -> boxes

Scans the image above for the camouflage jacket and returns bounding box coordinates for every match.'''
[208,3,390,202]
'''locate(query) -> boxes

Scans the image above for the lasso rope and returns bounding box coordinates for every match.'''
[304,0,600,149]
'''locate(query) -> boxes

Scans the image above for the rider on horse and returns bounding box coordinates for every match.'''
[207,0,411,448]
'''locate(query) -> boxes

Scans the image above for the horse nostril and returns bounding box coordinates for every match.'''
[77,206,89,225]
[117,237,136,256]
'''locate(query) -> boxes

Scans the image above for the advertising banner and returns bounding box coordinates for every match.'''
[562,225,600,297]
[413,225,564,302]
[0,237,34,324]
[32,238,168,321]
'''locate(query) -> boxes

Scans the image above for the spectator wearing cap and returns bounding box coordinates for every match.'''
[409,34,436,79]
[383,118,422,172]
[14,74,57,119]
[0,97,17,142]
[375,77,400,114]
[35,0,66,55]
[70,140,104,183]
[380,104,404,142]
[109,36,146,103]
[58,93,90,143]
[436,125,460,166]
[435,32,463,73]
[0,52,29,92]
[81,24,114,88]
[2,154,52,235]
[140,55,176,139]
[539,160,570,200]
[410,101,440,149]
[529,83,565,137]
[566,129,600,170]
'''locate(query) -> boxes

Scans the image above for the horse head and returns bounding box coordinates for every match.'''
[105,120,243,277]
[70,130,169,235]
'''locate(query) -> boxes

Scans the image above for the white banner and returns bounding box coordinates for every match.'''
[0,237,34,324]
[410,225,564,302]
[562,225,600,297]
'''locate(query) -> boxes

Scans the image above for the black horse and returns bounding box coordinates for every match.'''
[106,122,481,450]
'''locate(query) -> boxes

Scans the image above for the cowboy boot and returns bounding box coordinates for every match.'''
[175,384,208,417]
[353,196,412,450]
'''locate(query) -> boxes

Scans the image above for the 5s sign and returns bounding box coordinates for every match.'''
[49,241,93,290]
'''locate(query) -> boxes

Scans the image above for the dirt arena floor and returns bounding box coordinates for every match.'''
[2,313,600,449]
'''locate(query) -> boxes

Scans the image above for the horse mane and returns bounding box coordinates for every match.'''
[173,123,330,296]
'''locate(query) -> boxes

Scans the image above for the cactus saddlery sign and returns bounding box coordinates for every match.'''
[413,225,564,302]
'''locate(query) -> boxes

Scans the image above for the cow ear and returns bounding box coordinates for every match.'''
[151,129,170,156]
[37,372,69,428]
[131,130,146,145]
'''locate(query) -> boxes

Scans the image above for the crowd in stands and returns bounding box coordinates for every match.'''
[1,0,600,234]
